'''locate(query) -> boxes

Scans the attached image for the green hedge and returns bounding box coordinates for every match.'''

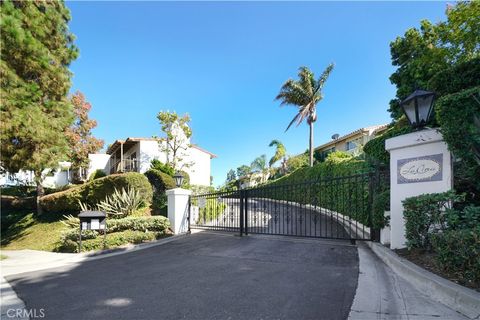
[56,215,170,252]
[436,86,480,205]
[1,195,36,211]
[402,190,463,249]
[272,152,370,184]
[363,123,412,166]
[144,169,175,193]
[57,230,166,253]
[89,169,107,180]
[403,191,480,285]
[261,153,389,228]
[107,216,170,233]
[431,227,480,286]
[144,169,175,214]
[40,173,153,214]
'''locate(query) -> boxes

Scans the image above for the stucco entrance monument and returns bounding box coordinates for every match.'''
[385,128,453,249]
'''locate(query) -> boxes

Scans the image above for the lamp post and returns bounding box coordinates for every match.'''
[173,171,184,188]
[400,89,435,130]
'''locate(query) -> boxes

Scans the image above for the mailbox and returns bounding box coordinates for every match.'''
[78,211,107,252]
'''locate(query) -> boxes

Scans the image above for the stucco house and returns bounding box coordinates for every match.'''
[89,137,216,186]
[314,124,388,161]
[1,138,216,188]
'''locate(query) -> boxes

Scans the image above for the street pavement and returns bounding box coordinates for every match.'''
[6,232,359,320]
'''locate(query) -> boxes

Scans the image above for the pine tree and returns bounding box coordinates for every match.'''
[66,91,104,181]
[1,0,78,214]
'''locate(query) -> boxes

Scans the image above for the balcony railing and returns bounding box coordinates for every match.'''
[110,159,140,174]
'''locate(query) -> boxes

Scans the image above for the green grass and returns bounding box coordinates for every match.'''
[1,211,67,251]
[0,254,7,260]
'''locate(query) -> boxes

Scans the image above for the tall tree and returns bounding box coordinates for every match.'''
[388,1,480,119]
[66,91,104,180]
[226,169,237,183]
[251,155,268,182]
[156,111,193,171]
[268,139,287,173]
[236,165,251,179]
[1,0,78,214]
[276,64,334,167]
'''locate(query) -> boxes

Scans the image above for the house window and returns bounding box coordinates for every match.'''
[346,141,357,151]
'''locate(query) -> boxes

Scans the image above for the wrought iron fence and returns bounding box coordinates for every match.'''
[190,189,241,232]
[189,171,389,241]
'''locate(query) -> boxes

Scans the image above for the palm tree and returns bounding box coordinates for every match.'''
[275,64,334,167]
[268,139,287,174]
[251,155,268,183]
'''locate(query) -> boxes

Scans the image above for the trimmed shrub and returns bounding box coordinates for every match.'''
[431,227,480,286]
[1,186,36,197]
[150,159,175,176]
[58,230,164,253]
[145,169,176,193]
[39,185,83,214]
[83,173,152,205]
[1,196,35,211]
[402,190,464,249]
[40,173,153,214]
[106,216,170,233]
[445,205,480,230]
[56,215,170,252]
[145,169,175,214]
[89,169,107,180]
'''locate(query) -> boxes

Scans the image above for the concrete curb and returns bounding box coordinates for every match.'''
[1,277,29,320]
[365,241,480,319]
[83,233,188,261]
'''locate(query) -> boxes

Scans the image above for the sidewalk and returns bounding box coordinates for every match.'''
[349,242,469,320]
[1,250,86,277]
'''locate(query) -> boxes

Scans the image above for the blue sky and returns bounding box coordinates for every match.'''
[66,1,447,187]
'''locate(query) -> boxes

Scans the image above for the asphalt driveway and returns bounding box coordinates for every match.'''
[7,232,359,320]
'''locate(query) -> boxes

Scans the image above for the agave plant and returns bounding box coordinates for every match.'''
[97,187,143,217]
[61,214,79,229]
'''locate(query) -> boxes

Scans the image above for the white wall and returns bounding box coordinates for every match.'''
[386,129,452,249]
[87,154,110,178]
[139,140,166,173]
[1,168,69,188]
[138,140,212,186]
[184,147,211,186]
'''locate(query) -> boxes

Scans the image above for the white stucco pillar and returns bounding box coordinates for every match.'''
[166,188,192,234]
[386,128,452,249]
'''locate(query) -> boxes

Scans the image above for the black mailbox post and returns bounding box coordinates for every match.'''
[78,211,106,252]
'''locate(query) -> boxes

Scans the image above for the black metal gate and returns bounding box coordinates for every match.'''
[189,171,389,241]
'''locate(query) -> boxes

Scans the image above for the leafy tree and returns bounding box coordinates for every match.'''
[226,169,236,183]
[1,0,78,214]
[268,139,287,174]
[276,64,334,167]
[66,91,104,180]
[156,111,193,171]
[285,153,309,173]
[236,165,251,178]
[150,159,175,176]
[388,1,480,119]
